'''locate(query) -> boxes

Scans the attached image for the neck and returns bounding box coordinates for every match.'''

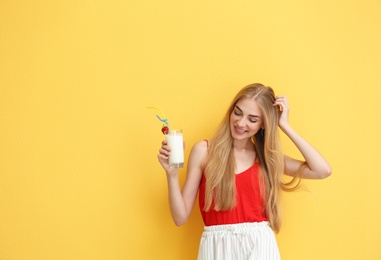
[233,138,253,151]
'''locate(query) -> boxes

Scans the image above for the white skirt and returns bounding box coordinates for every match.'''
[198,222,280,260]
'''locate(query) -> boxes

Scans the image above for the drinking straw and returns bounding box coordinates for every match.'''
[147,106,170,129]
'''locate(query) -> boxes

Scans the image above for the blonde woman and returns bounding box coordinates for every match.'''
[158,83,331,259]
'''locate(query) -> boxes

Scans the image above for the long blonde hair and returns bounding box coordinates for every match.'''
[203,83,300,233]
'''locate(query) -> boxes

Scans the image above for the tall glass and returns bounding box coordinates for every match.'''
[165,129,184,168]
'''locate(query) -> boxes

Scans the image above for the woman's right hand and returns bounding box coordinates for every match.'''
[157,140,177,175]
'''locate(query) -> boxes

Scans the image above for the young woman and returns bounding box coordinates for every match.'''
[157,83,331,259]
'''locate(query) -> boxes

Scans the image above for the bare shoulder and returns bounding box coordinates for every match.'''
[192,140,208,153]
[188,140,208,169]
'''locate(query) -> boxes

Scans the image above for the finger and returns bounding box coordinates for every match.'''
[158,154,169,160]
[275,95,286,101]
[274,97,283,105]
[159,147,170,156]
[282,97,289,107]
[275,100,289,111]
[273,101,284,111]
[164,148,171,155]
[275,96,289,106]
[161,144,172,152]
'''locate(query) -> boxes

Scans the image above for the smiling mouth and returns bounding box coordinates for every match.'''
[234,126,248,134]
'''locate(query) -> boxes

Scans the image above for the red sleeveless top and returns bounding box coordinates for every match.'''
[198,162,268,226]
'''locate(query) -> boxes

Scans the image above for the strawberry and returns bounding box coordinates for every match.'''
[161,125,169,135]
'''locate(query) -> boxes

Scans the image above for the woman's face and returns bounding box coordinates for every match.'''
[230,97,264,140]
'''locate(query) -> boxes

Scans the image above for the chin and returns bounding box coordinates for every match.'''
[232,131,250,140]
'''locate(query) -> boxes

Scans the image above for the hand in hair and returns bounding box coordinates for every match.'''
[273,95,290,130]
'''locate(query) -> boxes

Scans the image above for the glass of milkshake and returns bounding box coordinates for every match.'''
[165,129,184,168]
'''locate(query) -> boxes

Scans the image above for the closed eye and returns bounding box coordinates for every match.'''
[233,110,242,116]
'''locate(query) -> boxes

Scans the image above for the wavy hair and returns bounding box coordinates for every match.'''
[203,83,300,233]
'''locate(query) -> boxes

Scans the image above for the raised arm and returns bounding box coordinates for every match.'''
[158,140,207,225]
[274,96,332,179]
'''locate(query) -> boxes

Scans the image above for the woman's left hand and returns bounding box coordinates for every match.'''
[274,95,290,130]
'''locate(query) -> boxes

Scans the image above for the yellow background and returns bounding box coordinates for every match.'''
[1,1,380,259]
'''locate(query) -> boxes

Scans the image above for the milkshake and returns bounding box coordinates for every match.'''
[166,129,184,168]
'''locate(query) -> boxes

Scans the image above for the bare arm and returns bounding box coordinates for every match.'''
[274,96,332,179]
[158,140,207,225]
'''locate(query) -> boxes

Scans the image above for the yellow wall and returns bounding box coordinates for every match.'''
[1,1,380,259]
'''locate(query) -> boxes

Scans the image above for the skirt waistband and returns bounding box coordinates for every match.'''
[203,221,270,233]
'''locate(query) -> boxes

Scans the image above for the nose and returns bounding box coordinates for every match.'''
[237,117,246,127]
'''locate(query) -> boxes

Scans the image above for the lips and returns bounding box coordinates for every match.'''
[234,126,248,135]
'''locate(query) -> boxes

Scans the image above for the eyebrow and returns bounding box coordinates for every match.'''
[235,105,260,118]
